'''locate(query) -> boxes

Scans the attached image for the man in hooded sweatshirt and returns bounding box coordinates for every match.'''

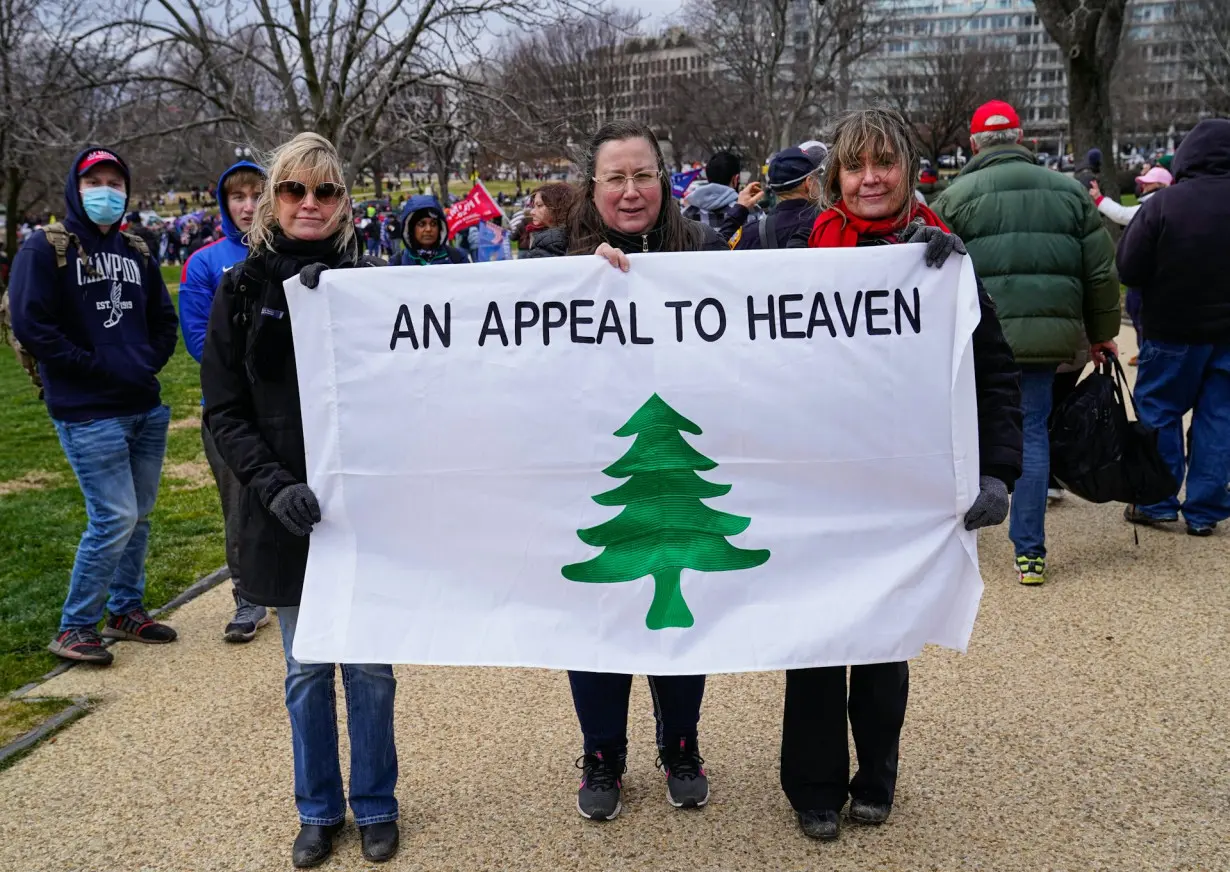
[179,159,270,642]
[1118,118,1230,537]
[682,151,764,241]
[9,147,180,665]
[394,195,469,265]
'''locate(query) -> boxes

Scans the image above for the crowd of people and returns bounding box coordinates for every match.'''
[2,100,1226,868]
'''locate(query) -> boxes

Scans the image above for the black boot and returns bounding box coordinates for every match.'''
[292,822,344,868]
[360,821,400,862]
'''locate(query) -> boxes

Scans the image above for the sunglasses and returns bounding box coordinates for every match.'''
[275,180,345,205]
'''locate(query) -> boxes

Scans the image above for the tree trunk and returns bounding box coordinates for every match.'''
[372,154,384,199]
[645,568,694,630]
[5,168,21,261]
[1068,53,1119,198]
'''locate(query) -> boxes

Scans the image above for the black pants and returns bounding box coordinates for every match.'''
[567,671,705,755]
[779,662,909,813]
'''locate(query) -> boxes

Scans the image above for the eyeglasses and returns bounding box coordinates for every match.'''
[593,171,661,191]
[275,180,345,205]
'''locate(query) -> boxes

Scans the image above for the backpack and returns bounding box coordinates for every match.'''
[1049,355,1178,508]
[756,213,780,249]
[0,223,152,395]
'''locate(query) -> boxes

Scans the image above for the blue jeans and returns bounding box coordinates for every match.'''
[52,405,171,631]
[1133,340,1230,528]
[1010,370,1054,558]
[277,606,399,826]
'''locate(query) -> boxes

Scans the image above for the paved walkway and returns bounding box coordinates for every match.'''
[3,336,1228,871]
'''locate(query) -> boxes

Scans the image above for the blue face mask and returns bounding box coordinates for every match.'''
[80,187,127,226]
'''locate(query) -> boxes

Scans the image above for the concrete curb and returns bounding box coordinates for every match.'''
[0,566,230,767]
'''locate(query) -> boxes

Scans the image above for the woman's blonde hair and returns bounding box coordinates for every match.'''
[247,132,356,255]
[818,108,920,227]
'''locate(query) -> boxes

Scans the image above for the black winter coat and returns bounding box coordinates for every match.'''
[201,238,376,607]
[1117,118,1230,345]
[727,198,819,250]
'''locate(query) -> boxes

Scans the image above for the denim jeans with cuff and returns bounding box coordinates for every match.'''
[52,404,170,631]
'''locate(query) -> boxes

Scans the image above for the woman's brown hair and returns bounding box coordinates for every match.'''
[819,108,920,227]
[530,182,575,228]
[566,120,705,255]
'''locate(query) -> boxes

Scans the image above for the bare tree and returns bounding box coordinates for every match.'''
[879,37,1035,163]
[681,0,890,164]
[498,7,645,161]
[1177,0,1230,115]
[127,0,597,184]
[1032,0,1128,195]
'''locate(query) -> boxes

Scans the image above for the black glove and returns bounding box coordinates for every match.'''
[268,483,322,536]
[299,263,330,289]
[963,475,1010,531]
[903,223,967,268]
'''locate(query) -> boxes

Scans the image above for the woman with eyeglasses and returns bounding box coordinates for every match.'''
[201,132,400,869]
[529,120,727,822]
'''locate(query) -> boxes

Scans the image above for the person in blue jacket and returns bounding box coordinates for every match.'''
[393,195,468,265]
[179,159,270,643]
[9,146,180,665]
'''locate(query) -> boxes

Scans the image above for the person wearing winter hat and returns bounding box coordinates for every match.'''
[8,146,180,664]
[728,146,822,249]
[933,100,1120,586]
[1091,166,1172,227]
[392,195,468,265]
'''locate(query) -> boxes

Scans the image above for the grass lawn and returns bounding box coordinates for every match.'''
[0,286,224,695]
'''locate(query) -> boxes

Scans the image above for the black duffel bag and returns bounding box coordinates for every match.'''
[1049,354,1178,505]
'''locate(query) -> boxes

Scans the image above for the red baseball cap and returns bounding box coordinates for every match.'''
[970,101,1021,135]
[77,148,125,175]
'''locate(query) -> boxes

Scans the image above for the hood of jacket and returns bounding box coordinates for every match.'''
[63,146,132,244]
[216,160,265,245]
[685,181,739,213]
[1172,119,1230,181]
[401,194,449,247]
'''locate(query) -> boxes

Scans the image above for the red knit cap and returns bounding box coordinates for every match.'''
[971,101,1021,135]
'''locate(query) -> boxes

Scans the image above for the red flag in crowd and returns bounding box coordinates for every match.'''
[446,182,503,238]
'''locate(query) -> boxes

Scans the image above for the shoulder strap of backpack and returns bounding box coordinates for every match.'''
[120,230,151,266]
[760,213,779,249]
[42,223,77,270]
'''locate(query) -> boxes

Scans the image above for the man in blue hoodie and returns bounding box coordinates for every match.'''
[178,160,271,642]
[9,147,180,665]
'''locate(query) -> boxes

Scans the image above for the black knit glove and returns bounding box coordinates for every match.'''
[903,223,967,268]
[964,475,1010,531]
[268,483,322,536]
[299,263,330,289]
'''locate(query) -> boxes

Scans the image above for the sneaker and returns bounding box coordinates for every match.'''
[48,627,113,665]
[1047,488,1065,503]
[224,591,270,643]
[576,751,624,821]
[102,608,178,643]
[798,809,840,840]
[658,736,710,809]
[848,798,892,825]
[1015,555,1046,586]
[1124,505,1178,527]
[1186,523,1216,537]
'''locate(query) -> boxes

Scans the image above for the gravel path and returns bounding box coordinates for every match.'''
[3,335,1228,871]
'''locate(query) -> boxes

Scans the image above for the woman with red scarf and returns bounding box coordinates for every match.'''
[781,108,1023,842]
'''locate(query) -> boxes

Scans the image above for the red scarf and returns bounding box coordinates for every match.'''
[807,199,949,248]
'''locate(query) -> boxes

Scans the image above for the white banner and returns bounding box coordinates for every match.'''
[287,247,984,673]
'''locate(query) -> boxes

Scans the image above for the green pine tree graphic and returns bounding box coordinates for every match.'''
[562,393,771,630]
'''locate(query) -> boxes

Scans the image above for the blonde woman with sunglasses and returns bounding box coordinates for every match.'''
[200,132,398,868]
